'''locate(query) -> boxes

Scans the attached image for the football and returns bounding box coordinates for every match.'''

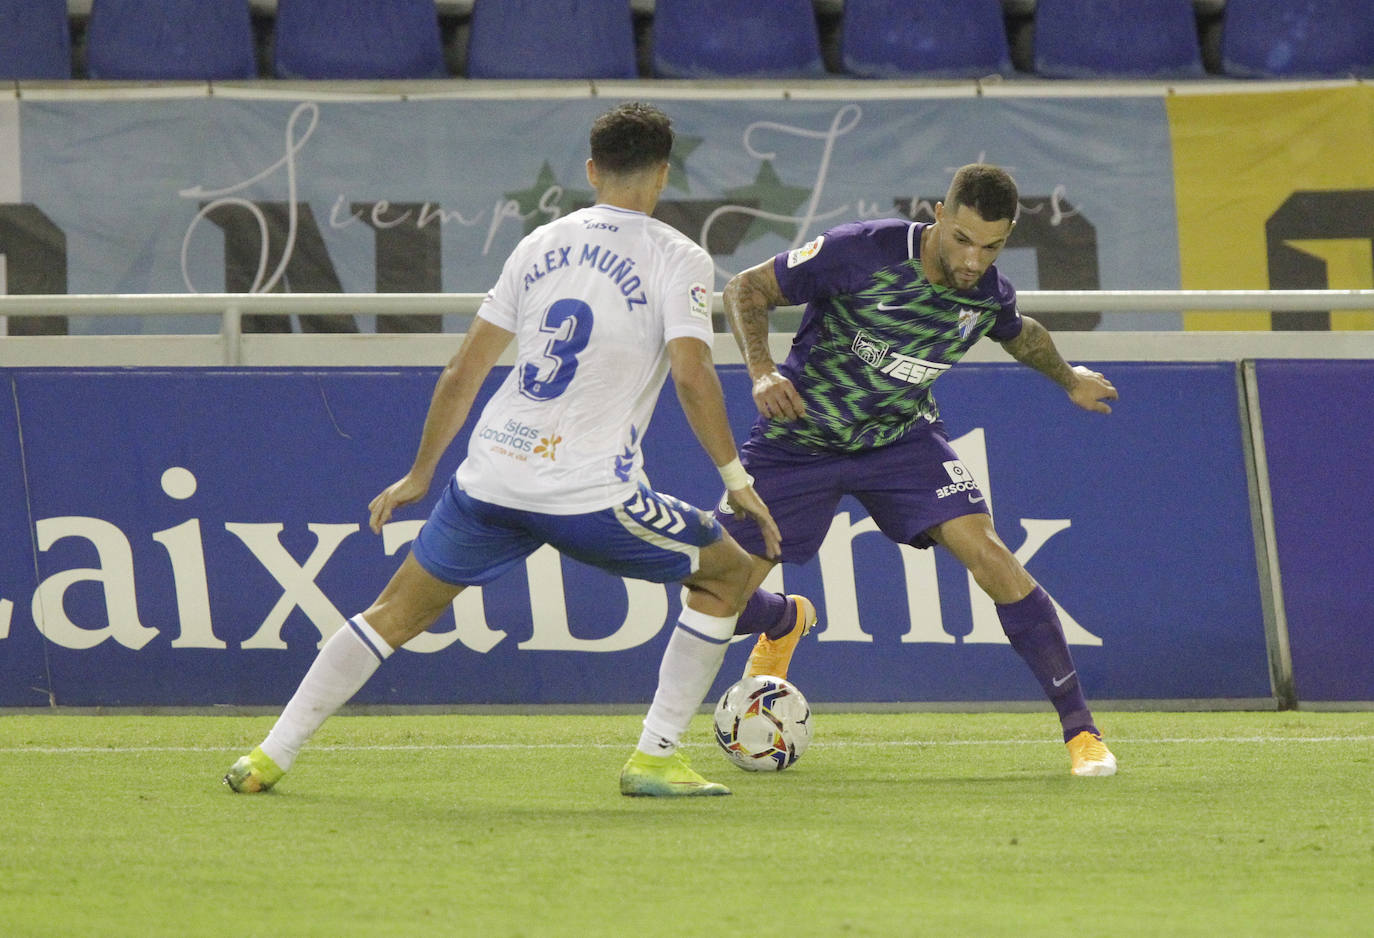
[712,675,812,771]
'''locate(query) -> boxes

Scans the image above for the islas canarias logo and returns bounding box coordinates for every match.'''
[534,435,561,460]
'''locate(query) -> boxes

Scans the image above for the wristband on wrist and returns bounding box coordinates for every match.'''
[718,457,753,490]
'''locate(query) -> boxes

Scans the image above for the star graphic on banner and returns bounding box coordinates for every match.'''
[504,162,593,236]
[667,134,702,194]
[723,160,813,245]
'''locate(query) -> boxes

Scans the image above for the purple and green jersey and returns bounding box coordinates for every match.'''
[766,218,1022,453]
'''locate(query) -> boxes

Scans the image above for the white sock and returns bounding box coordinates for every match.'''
[637,607,736,756]
[260,615,393,770]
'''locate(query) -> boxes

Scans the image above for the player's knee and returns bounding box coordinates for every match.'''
[364,584,464,646]
[965,542,1032,603]
[689,538,755,611]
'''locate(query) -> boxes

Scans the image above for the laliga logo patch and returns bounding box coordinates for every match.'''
[786,235,824,268]
[851,330,889,367]
[943,459,973,484]
[689,283,710,322]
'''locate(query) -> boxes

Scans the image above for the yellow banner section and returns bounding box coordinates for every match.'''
[1168,85,1374,331]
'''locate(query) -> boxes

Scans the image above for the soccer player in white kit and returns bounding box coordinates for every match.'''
[225,103,780,798]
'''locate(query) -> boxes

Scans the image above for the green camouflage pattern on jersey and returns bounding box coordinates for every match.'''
[764,258,1002,452]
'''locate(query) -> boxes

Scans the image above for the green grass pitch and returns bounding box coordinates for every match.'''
[1,710,1370,937]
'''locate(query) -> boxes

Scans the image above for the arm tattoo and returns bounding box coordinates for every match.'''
[1000,316,1076,390]
[723,263,788,377]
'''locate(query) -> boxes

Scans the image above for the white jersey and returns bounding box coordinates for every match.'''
[456,204,716,514]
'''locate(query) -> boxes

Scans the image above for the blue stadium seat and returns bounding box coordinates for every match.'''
[1034,0,1205,79]
[1221,0,1374,78]
[0,0,70,80]
[273,0,447,79]
[652,0,826,79]
[86,0,256,81]
[842,0,1012,79]
[466,0,637,79]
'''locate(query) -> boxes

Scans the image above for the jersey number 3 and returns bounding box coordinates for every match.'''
[519,298,593,401]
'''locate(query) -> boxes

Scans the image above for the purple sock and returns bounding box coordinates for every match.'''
[997,586,1097,742]
[734,589,790,638]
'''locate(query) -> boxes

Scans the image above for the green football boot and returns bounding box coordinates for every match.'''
[619,749,731,797]
[223,746,285,793]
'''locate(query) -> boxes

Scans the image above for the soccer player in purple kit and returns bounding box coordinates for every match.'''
[722,163,1119,776]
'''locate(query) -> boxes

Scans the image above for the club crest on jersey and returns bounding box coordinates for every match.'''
[851,330,889,367]
[957,307,980,340]
[786,235,825,268]
[689,283,710,322]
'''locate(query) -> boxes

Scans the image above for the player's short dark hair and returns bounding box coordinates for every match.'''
[589,102,674,176]
[946,164,1019,223]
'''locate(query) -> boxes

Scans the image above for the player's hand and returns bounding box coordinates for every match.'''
[1067,365,1118,414]
[752,369,806,422]
[368,473,431,534]
[726,483,782,561]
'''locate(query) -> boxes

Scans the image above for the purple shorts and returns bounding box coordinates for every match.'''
[717,421,989,564]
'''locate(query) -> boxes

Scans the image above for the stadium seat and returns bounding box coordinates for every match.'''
[652,0,826,79]
[466,0,637,79]
[273,0,447,79]
[1221,0,1374,78]
[1033,0,1205,79]
[0,0,71,80]
[841,0,1012,79]
[85,0,257,81]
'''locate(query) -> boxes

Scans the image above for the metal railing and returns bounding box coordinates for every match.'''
[1,290,1371,366]
[2,288,1372,319]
